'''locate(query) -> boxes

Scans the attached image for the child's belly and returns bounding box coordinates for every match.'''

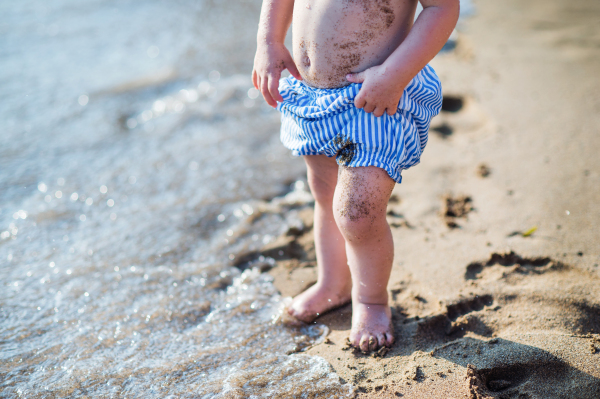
[292,0,417,89]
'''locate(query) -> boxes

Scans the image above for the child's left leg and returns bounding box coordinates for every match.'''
[333,165,396,352]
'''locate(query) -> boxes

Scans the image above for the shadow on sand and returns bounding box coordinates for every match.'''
[430,337,600,399]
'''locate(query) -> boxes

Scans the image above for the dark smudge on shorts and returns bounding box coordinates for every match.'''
[334,134,357,166]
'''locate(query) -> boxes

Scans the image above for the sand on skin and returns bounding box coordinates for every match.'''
[240,0,600,397]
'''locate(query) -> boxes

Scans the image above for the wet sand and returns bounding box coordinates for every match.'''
[240,0,600,396]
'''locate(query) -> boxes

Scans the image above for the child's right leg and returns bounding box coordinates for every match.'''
[334,165,396,352]
[287,155,352,322]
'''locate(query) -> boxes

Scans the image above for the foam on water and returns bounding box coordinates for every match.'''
[0,0,353,397]
[1,170,355,396]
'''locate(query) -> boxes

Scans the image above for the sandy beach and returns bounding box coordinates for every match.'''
[249,0,600,396]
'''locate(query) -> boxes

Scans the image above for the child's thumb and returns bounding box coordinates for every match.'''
[346,71,366,83]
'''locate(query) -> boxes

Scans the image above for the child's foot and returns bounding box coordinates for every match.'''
[287,282,351,323]
[349,302,394,352]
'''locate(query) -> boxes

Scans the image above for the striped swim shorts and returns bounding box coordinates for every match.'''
[276,64,442,183]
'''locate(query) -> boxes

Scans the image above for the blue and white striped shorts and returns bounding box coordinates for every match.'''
[277,65,442,183]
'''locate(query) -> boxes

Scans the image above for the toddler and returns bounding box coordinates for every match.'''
[252,0,459,352]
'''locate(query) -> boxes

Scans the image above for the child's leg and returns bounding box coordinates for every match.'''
[333,165,395,352]
[287,155,352,322]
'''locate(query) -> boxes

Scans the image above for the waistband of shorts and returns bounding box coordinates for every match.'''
[282,77,360,98]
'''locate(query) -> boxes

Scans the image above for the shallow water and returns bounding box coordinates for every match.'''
[0,0,353,397]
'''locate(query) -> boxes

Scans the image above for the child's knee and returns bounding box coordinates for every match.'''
[307,173,336,204]
[333,197,381,242]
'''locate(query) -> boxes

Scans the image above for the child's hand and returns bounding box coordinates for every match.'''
[346,65,407,117]
[252,43,302,108]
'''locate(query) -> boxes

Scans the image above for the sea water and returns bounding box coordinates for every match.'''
[0,0,353,397]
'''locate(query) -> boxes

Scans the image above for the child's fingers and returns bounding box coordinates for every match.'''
[354,93,366,109]
[373,106,385,118]
[386,107,397,116]
[256,74,262,94]
[252,70,258,90]
[363,102,376,114]
[286,60,303,81]
[268,74,283,103]
[261,76,276,107]
[346,71,366,83]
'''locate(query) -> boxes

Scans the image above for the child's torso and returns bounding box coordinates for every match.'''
[292,0,417,89]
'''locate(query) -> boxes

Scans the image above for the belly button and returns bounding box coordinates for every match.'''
[303,56,311,66]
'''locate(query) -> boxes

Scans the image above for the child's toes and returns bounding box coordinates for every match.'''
[349,331,360,348]
[376,332,387,348]
[358,334,373,352]
[368,335,379,352]
[287,306,299,318]
[358,335,369,352]
[384,332,395,347]
[287,305,308,322]
[286,307,297,320]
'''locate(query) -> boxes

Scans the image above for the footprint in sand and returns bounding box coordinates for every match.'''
[430,94,494,139]
[463,250,600,337]
[455,338,600,399]
[464,251,562,280]
[443,194,474,228]
[413,294,496,345]
[431,95,464,139]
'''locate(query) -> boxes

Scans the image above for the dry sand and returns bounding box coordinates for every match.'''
[241,0,600,396]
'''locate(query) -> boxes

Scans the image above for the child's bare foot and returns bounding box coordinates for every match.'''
[349,302,394,352]
[287,282,351,323]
